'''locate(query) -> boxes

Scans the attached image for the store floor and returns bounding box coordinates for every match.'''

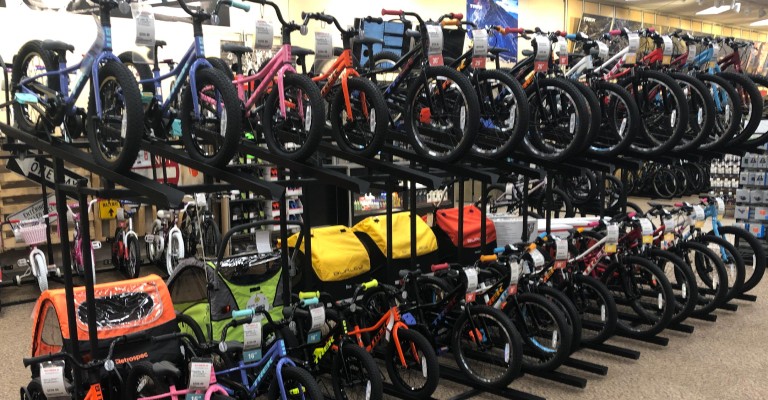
[2,197,768,399]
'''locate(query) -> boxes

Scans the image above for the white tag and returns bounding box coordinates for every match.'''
[554,237,568,260]
[597,41,609,60]
[188,360,213,390]
[607,224,619,244]
[144,234,154,243]
[625,32,640,65]
[534,35,551,72]
[40,363,67,397]
[255,20,274,50]
[135,10,155,47]
[687,44,697,64]
[509,261,521,285]
[471,29,488,69]
[663,217,675,233]
[529,249,545,269]
[693,205,705,221]
[640,218,654,236]
[557,37,568,65]
[255,230,272,254]
[314,31,333,60]
[464,267,479,292]
[716,198,725,216]
[661,35,673,65]
[426,25,444,66]
[243,321,262,349]
[309,306,325,331]
[708,43,720,68]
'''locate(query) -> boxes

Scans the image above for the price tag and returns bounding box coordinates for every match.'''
[605,223,619,254]
[687,44,697,65]
[309,306,325,331]
[314,31,333,60]
[625,32,640,65]
[708,43,720,69]
[529,248,545,269]
[663,217,675,233]
[243,321,262,349]
[144,234,154,243]
[188,359,213,390]
[255,19,274,50]
[534,35,551,72]
[716,198,725,216]
[40,361,67,398]
[464,267,479,292]
[693,205,706,228]
[186,394,204,400]
[662,35,673,65]
[557,37,568,65]
[509,260,521,285]
[639,218,654,236]
[554,237,568,269]
[471,29,488,69]
[255,230,272,254]
[134,10,155,47]
[597,41,609,60]
[426,25,444,66]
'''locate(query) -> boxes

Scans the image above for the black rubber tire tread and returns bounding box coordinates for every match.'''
[202,217,221,258]
[679,240,729,317]
[175,311,206,344]
[534,187,575,218]
[569,79,602,153]
[536,285,582,353]
[111,228,123,271]
[589,80,640,157]
[86,60,144,173]
[123,361,169,400]
[125,235,141,279]
[505,292,572,372]
[384,328,440,398]
[262,73,325,161]
[12,40,59,133]
[118,51,156,93]
[710,225,766,293]
[180,67,242,167]
[366,51,401,71]
[330,76,389,157]
[267,365,324,400]
[695,73,742,150]
[744,74,768,147]
[647,248,698,326]
[471,69,529,158]
[697,234,745,302]
[572,273,617,346]
[717,71,764,147]
[206,56,235,81]
[404,65,480,162]
[668,72,716,152]
[524,78,591,162]
[332,343,384,400]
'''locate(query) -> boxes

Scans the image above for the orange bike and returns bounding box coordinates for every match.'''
[337,279,440,398]
[298,12,389,157]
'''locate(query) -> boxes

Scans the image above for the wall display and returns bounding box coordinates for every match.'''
[24,0,229,25]
[467,0,518,62]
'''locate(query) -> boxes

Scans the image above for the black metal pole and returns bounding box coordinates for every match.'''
[40,160,54,263]
[480,182,488,252]
[599,171,606,219]
[409,181,417,270]
[303,182,312,290]
[279,190,290,307]
[77,179,99,355]
[546,174,553,234]
[621,168,628,214]
[522,176,529,240]
[386,181,393,279]
[52,158,81,396]
[458,178,465,261]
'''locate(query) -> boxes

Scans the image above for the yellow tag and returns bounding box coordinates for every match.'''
[643,235,653,244]
[695,221,705,229]
[605,243,617,254]
[662,56,671,65]
[664,233,674,242]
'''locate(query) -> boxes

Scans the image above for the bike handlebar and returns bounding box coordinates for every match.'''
[23,332,146,369]
[431,263,449,272]
[301,11,346,35]
[609,29,622,36]
[247,0,294,29]
[381,8,403,16]
[221,0,249,11]
[364,16,383,24]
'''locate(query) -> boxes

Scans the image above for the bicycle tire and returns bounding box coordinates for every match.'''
[201,217,221,258]
[147,221,162,264]
[698,234,745,303]
[207,56,235,81]
[647,248,698,326]
[570,273,617,345]
[652,169,676,199]
[331,343,383,400]
[669,72,716,152]
[678,240,728,317]
[176,311,206,344]
[330,76,389,157]
[569,79,601,153]
[744,74,768,147]
[111,228,124,272]
[536,285,582,353]
[11,40,59,133]
[696,73,742,151]
[534,187,575,219]
[405,65,480,162]
[33,253,47,292]
[24,379,45,400]
[710,225,766,293]
[267,365,324,400]
[125,235,141,279]
[471,69,529,158]
[589,80,640,157]
[165,230,184,275]
[564,170,598,205]
[117,51,156,93]
[123,361,169,400]
[385,328,440,398]
[718,71,763,147]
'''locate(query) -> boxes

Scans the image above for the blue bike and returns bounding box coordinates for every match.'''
[11,0,143,172]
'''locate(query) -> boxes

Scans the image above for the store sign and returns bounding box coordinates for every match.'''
[131,150,179,185]
[99,199,121,220]
[6,157,88,189]
[7,194,57,224]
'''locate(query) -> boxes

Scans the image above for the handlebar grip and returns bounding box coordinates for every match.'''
[493,246,507,254]
[587,221,600,228]
[566,33,577,40]
[674,202,684,207]
[441,19,461,27]
[479,254,498,263]
[301,297,319,306]
[364,16,383,24]
[431,263,449,272]
[299,291,320,300]
[610,29,622,36]
[228,0,250,11]
[232,309,255,319]
[627,211,637,219]
[449,12,463,19]
[381,8,403,16]
[23,354,62,367]
[361,279,378,291]
[538,232,548,238]
[507,27,524,34]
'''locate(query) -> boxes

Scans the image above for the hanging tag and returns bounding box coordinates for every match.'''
[188,359,213,390]
[640,218,654,235]
[529,248,545,269]
[693,205,706,228]
[663,217,675,233]
[426,25,444,66]
[243,321,262,349]
[708,43,720,69]
[557,37,568,65]
[309,306,325,331]
[255,230,272,254]
[661,35,673,65]
[314,31,333,60]
[605,223,619,254]
[554,237,568,269]
[597,41,609,60]
[40,361,67,398]
[509,260,521,285]
[471,29,488,69]
[135,10,155,47]
[686,44,697,65]
[307,330,322,344]
[186,394,204,400]
[625,32,640,65]
[716,198,725,216]
[464,267,479,293]
[255,19,274,50]
[534,35,551,72]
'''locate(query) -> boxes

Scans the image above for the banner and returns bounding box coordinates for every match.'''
[467,0,519,62]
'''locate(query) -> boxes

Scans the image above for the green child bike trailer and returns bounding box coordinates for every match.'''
[352,211,439,272]
[432,205,497,265]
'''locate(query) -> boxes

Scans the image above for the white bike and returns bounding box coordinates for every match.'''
[6,214,60,292]
[146,198,198,275]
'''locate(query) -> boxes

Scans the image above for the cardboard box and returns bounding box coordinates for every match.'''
[740,172,750,186]
[751,189,764,204]
[735,206,751,220]
[736,189,750,203]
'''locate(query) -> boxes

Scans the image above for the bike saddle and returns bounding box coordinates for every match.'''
[521,49,534,57]
[41,40,74,53]
[405,29,421,40]
[152,360,182,383]
[221,43,253,56]
[292,46,315,58]
[154,40,167,48]
[488,46,509,56]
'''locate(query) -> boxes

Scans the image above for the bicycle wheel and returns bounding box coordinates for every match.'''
[405,65,480,162]
[589,81,640,157]
[652,169,676,199]
[536,285,582,352]
[699,235,745,303]
[117,51,156,93]
[563,170,598,205]
[332,343,383,400]
[33,253,48,292]
[202,217,221,258]
[570,274,617,345]
[669,72,715,152]
[122,361,169,400]
[111,229,124,271]
[451,304,522,388]
[180,67,242,167]
[263,73,325,161]
[696,74,742,151]
[570,80,601,152]
[146,221,162,263]
[534,187,575,218]
[744,74,768,147]
[206,56,235,81]
[711,225,766,293]
[672,165,689,197]
[471,69,529,158]
[86,60,143,172]
[524,78,590,161]
[23,379,46,400]
[268,365,324,400]
[11,40,59,133]
[330,76,389,157]
[165,230,184,275]
[385,328,439,398]
[504,292,572,372]
[621,70,689,155]
[647,248,698,326]
[176,311,206,343]
[366,51,402,86]
[601,256,674,338]
[678,241,728,317]
[718,72,763,147]
[125,235,141,279]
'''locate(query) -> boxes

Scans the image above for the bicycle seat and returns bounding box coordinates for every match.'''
[488,47,509,56]
[522,49,534,57]
[152,360,182,383]
[155,40,167,48]
[357,37,384,47]
[405,29,421,40]
[221,43,253,55]
[292,46,315,58]
[41,40,74,53]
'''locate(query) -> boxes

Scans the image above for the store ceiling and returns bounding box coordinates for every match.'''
[598,0,768,32]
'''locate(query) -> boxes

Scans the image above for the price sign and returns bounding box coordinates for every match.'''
[255,20,274,49]
[529,248,545,269]
[640,218,654,235]
[605,223,619,254]
[188,359,213,390]
[625,32,640,65]
[314,31,333,60]
[464,267,479,292]
[534,36,551,72]
[597,41,609,60]
[662,35,673,65]
[509,260,521,285]
[309,306,325,331]
[687,44,697,65]
[135,10,155,47]
[663,217,675,233]
[693,205,706,228]
[717,198,725,216]
[40,361,67,398]
[708,43,720,69]
[426,25,444,66]
[554,237,568,269]
[557,37,568,65]
[471,29,488,69]
[243,321,262,349]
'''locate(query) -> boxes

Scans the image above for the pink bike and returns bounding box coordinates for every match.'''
[51,199,101,284]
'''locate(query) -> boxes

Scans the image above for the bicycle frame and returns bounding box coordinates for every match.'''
[312,49,363,118]
[346,306,413,367]
[215,338,298,398]
[231,44,298,119]
[137,382,229,400]
[119,210,139,261]
[144,41,211,121]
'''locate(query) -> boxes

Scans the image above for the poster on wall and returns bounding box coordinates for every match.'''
[575,14,612,52]
[467,0,518,62]
[23,0,229,26]
[611,18,643,53]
